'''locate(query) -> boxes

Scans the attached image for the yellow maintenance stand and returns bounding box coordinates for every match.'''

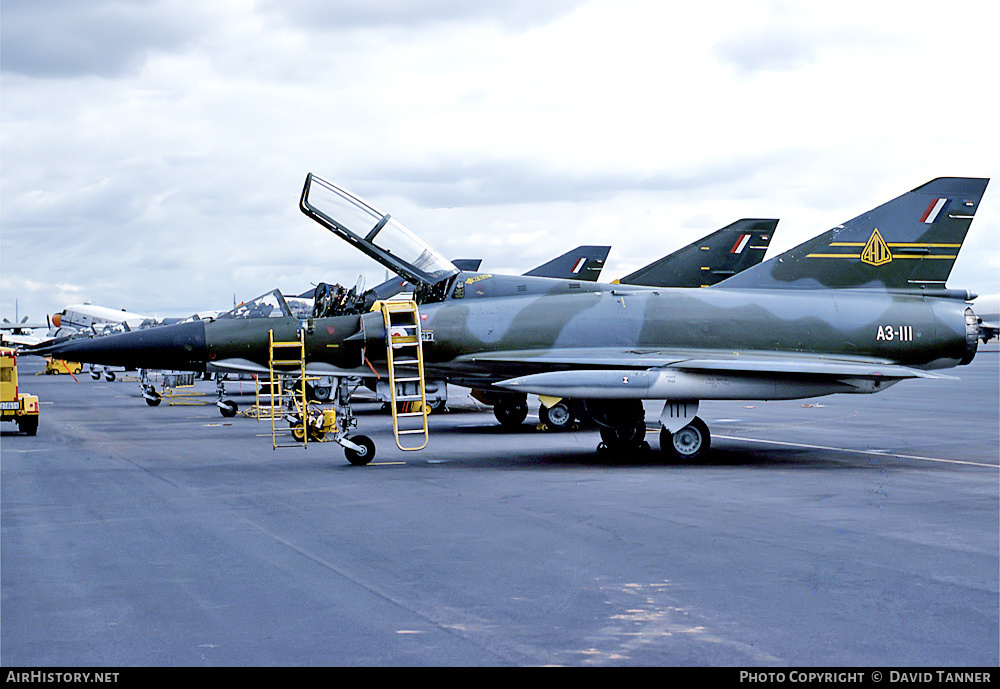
[258,300,429,464]
[265,329,338,449]
[381,300,429,451]
[269,329,311,448]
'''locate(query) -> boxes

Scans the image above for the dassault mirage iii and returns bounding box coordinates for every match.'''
[461,218,776,428]
[37,174,988,465]
[615,218,775,288]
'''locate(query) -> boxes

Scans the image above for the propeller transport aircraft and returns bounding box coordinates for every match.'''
[35,175,988,465]
[0,316,51,348]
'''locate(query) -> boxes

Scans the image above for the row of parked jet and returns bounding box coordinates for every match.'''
[32,175,993,465]
[5,215,775,370]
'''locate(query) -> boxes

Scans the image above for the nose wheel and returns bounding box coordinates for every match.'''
[331,378,377,465]
[343,435,375,465]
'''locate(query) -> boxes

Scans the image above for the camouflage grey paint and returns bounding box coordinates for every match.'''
[414,286,974,382]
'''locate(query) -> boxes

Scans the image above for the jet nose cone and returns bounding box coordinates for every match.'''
[41,320,208,371]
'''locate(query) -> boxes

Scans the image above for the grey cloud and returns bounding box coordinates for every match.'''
[714,27,818,74]
[1,0,210,78]
[358,149,811,208]
[257,0,585,32]
[713,18,909,76]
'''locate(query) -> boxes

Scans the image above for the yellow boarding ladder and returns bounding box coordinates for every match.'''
[381,300,429,450]
[268,329,309,449]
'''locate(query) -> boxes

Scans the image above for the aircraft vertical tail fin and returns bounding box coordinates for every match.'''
[523,246,611,281]
[452,259,483,272]
[617,219,777,288]
[716,177,990,293]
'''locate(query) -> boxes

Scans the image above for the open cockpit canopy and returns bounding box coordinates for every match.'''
[299,174,459,289]
[217,289,293,320]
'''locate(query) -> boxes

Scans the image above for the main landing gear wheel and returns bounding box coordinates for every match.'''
[598,421,649,454]
[586,399,647,454]
[345,435,375,466]
[494,398,528,428]
[660,417,710,463]
[539,402,573,431]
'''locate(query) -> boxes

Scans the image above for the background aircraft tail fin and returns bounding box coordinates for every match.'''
[523,245,610,281]
[716,177,989,292]
[617,219,777,288]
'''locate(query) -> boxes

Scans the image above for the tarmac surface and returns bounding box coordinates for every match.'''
[2,349,997,667]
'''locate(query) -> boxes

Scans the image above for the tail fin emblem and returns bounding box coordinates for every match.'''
[861,228,892,266]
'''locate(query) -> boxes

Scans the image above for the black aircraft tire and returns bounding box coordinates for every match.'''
[219,400,238,418]
[540,402,573,431]
[598,420,647,452]
[105,372,116,382]
[660,417,711,463]
[345,435,375,466]
[145,393,162,407]
[494,400,528,428]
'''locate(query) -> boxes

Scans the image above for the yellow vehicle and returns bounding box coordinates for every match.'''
[45,357,82,375]
[1,347,39,436]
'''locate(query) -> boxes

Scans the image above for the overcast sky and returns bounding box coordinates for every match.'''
[2,0,998,322]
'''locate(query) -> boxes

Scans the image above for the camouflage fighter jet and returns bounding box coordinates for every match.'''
[524,218,775,428]
[297,173,987,460]
[615,218,775,288]
[523,245,610,281]
[304,245,611,411]
[36,174,988,465]
[359,223,770,424]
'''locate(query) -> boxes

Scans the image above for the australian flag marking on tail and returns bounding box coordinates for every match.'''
[920,198,950,224]
[730,234,751,254]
